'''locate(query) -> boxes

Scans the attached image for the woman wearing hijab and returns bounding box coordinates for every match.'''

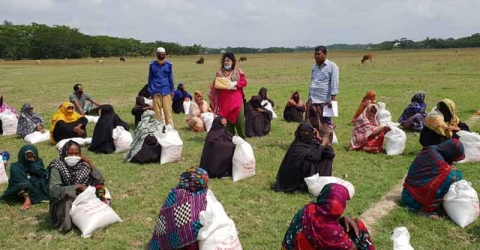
[48,140,107,232]
[125,110,162,164]
[272,122,334,193]
[351,91,376,125]
[245,95,273,138]
[351,104,390,153]
[1,145,49,211]
[186,91,211,132]
[148,167,209,250]
[89,105,130,154]
[398,93,427,132]
[16,103,46,138]
[402,139,464,219]
[199,116,235,178]
[258,87,275,107]
[208,53,248,138]
[283,91,306,122]
[420,99,469,147]
[282,183,375,250]
[50,102,88,144]
[132,96,154,127]
[172,83,193,114]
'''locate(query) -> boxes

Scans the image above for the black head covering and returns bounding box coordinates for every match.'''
[249,95,263,109]
[0,95,3,106]
[411,93,425,103]
[258,87,268,101]
[138,84,150,98]
[89,104,130,153]
[295,122,315,143]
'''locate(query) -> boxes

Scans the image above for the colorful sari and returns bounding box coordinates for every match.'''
[148,167,209,250]
[282,183,375,250]
[402,139,464,213]
[351,91,376,124]
[351,104,385,153]
[0,95,18,115]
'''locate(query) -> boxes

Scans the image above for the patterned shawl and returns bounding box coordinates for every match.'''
[404,139,465,213]
[125,110,163,162]
[0,95,18,115]
[17,103,45,138]
[352,91,376,123]
[187,91,210,120]
[282,183,353,250]
[148,167,209,250]
[398,93,427,123]
[425,99,459,138]
[49,140,92,185]
[351,104,380,149]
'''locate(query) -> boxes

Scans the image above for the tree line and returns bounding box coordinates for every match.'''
[2,20,480,60]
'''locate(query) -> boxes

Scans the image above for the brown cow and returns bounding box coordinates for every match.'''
[361,54,373,64]
[196,57,204,64]
[239,56,247,62]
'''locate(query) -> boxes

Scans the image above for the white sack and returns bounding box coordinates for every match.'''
[56,137,92,150]
[70,186,122,238]
[112,126,133,153]
[0,159,8,184]
[158,125,183,165]
[201,113,214,132]
[443,180,479,228]
[24,130,50,144]
[232,136,256,182]
[385,125,407,156]
[391,227,414,250]
[304,174,355,199]
[85,115,99,124]
[261,100,277,119]
[198,190,243,250]
[0,110,18,136]
[183,101,191,115]
[377,102,400,127]
[332,131,338,144]
[457,131,480,163]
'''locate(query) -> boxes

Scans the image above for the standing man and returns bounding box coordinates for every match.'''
[69,84,101,116]
[308,45,339,136]
[148,47,174,126]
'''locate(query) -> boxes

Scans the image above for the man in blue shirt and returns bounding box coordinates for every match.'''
[148,47,175,126]
[307,45,339,137]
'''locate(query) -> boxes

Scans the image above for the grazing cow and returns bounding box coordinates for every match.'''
[96,59,103,63]
[455,49,460,53]
[196,57,204,64]
[120,57,125,62]
[36,60,41,65]
[239,56,247,62]
[361,54,373,64]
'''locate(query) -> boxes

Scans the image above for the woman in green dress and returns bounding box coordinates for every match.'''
[0,145,49,211]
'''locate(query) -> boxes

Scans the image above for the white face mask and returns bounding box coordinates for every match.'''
[64,156,81,167]
[223,64,232,70]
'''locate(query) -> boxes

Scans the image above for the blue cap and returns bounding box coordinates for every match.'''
[1,151,10,162]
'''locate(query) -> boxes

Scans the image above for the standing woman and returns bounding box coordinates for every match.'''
[208,53,247,138]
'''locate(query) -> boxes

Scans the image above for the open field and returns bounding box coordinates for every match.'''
[1,49,480,250]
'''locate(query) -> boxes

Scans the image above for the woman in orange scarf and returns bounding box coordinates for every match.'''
[50,102,88,143]
[351,91,376,124]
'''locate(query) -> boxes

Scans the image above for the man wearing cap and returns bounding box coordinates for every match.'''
[147,47,175,126]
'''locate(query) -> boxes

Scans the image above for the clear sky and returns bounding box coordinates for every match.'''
[1,0,479,48]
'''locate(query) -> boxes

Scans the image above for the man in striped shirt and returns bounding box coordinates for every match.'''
[307,45,339,137]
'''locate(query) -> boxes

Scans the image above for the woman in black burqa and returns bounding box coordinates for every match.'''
[88,105,130,154]
[245,95,273,138]
[199,116,236,178]
[272,122,335,193]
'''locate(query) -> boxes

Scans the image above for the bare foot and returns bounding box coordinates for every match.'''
[428,214,443,220]
[20,197,32,211]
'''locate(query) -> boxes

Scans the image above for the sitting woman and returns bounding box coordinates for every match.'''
[89,105,130,154]
[199,116,235,178]
[398,93,427,132]
[351,104,390,153]
[283,91,305,122]
[245,95,273,138]
[125,110,162,164]
[50,102,88,144]
[259,87,275,107]
[132,96,153,127]
[147,167,209,250]
[172,83,193,114]
[282,183,375,250]
[1,145,49,211]
[272,122,334,193]
[402,139,464,219]
[186,91,211,132]
[49,140,107,232]
[420,99,469,147]
[16,103,46,138]
[351,90,376,124]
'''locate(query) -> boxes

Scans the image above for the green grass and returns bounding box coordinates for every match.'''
[1,49,480,249]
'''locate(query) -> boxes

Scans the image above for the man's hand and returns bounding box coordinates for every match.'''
[170,92,174,97]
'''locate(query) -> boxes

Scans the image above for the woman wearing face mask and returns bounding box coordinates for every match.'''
[48,140,107,232]
[208,53,248,138]
[1,145,49,211]
[16,103,46,138]
[283,91,306,122]
[50,102,88,144]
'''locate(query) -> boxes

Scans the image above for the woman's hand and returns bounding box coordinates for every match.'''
[81,155,94,169]
[448,126,460,132]
[75,184,87,191]
[341,217,359,238]
[73,124,85,136]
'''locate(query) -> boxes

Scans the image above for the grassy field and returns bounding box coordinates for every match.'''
[1,49,480,250]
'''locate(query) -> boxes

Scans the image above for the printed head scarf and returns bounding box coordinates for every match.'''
[352,91,376,123]
[177,167,209,193]
[425,99,459,138]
